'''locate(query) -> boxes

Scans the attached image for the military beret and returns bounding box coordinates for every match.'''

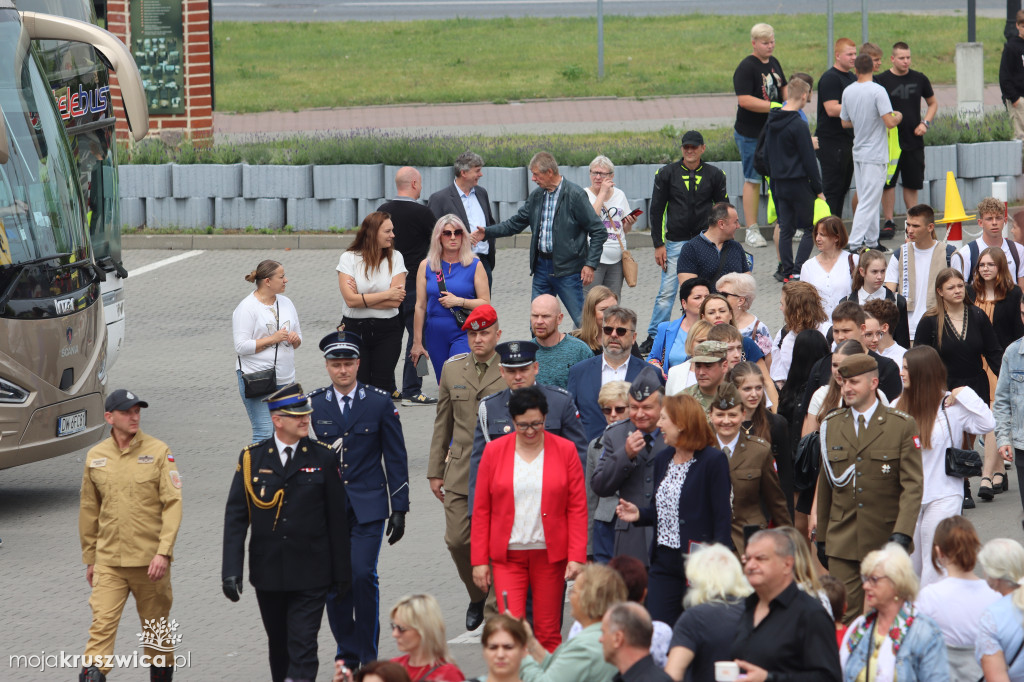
[462,304,498,331]
[838,354,878,379]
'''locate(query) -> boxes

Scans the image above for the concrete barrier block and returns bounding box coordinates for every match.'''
[194,234,300,249]
[615,164,661,199]
[145,197,213,229]
[314,164,384,199]
[123,234,194,250]
[957,141,1023,179]
[120,198,146,228]
[298,233,355,249]
[357,197,386,219]
[172,164,242,198]
[498,201,526,221]
[242,165,313,199]
[215,198,286,230]
[925,145,957,181]
[121,164,172,198]
[626,197,649,231]
[485,167,528,202]
[286,198,358,231]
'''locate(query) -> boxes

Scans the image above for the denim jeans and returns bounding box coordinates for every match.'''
[532,256,584,327]
[646,239,685,338]
[236,370,285,443]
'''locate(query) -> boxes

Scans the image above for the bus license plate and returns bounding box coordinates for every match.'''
[57,410,87,437]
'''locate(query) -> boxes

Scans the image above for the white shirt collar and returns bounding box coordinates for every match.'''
[274,435,299,466]
[333,385,358,406]
[717,433,741,456]
[851,398,880,430]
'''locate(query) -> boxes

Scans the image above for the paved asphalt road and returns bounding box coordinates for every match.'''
[211,0,1009,22]
[1,239,1022,680]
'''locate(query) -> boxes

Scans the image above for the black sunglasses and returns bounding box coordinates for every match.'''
[601,405,628,416]
[441,229,464,238]
[602,325,634,337]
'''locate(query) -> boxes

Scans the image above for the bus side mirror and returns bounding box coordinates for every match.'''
[20,11,149,142]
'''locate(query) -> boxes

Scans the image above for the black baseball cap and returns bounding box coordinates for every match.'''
[105,389,149,413]
[681,130,705,147]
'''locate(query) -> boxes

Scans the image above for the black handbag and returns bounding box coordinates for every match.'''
[793,430,821,491]
[239,300,279,399]
[434,268,469,327]
[942,402,983,478]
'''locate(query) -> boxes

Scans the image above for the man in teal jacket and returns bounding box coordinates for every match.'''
[471,151,606,327]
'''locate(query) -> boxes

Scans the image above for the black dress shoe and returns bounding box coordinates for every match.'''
[639,336,654,357]
[466,599,486,631]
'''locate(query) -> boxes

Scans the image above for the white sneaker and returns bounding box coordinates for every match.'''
[745,225,767,248]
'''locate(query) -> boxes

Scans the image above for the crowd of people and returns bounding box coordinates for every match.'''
[75,17,1024,682]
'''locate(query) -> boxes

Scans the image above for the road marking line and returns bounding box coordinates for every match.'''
[130,250,204,277]
[448,630,481,644]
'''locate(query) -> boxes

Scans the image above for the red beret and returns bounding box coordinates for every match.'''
[461,304,498,331]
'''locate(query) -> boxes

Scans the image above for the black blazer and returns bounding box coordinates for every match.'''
[636,445,734,552]
[803,349,902,411]
[222,437,351,592]
[427,181,496,271]
[840,288,911,348]
[967,284,1024,350]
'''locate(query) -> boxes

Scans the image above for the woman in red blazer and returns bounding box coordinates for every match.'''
[471,385,588,652]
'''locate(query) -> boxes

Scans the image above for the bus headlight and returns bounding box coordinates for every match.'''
[0,378,29,403]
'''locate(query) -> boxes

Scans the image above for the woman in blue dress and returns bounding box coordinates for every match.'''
[411,214,491,380]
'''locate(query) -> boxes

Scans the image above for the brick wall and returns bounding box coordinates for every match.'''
[106,0,212,143]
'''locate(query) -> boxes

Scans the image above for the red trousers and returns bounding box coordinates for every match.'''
[492,549,567,652]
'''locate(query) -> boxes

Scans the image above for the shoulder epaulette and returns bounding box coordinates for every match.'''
[886,407,913,420]
[822,408,847,422]
[482,390,505,403]
[446,352,470,364]
[542,384,572,397]
[747,435,770,448]
[307,386,330,397]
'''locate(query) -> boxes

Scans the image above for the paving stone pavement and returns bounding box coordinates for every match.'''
[0,242,1019,681]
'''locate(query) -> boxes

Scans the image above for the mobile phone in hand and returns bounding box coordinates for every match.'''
[627,208,644,219]
[416,354,430,377]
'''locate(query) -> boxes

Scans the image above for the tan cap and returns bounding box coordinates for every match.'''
[690,340,728,364]
[838,354,878,379]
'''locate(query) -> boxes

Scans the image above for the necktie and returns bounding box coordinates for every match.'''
[858,415,867,438]
[722,445,732,458]
[643,433,654,453]
[341,395,351,415]
[284,446,293,464]
[476,361,487,378]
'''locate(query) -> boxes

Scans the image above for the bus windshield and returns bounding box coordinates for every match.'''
[0,11,88,295]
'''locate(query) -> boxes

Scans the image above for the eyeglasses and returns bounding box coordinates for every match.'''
[391,623,410,633]
[978,262,997,268]
[719,291,742,300]
[601,405,628,416]
[602,325,634,337]
[860,574,891,586]
[514,420,545,432]
[590,171,612,177]
[441,230,464,239]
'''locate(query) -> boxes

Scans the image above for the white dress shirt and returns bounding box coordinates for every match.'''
[601,355,629,385]
[457,181,490,255]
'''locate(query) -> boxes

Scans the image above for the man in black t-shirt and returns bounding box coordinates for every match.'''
[732,22,786,250]
[875,42,936,238]
[815,38,857,220]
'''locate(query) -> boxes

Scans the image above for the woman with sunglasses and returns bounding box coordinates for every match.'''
[389,593,465,682]
[585,380,631,563]
[584,155,637,300]
[472,386,587,652]
[411,214,491,382]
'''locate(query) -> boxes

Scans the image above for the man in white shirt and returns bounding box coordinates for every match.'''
[841,54,902,251]
[952,196,1024,288]
[862,299,906,369]
[427,151,497,286]
[885,203,953,341]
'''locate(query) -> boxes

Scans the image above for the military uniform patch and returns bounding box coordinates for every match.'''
[169,470,182,489]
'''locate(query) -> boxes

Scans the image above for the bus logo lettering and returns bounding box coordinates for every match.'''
[52,84,110,121]
[55,298,74,314]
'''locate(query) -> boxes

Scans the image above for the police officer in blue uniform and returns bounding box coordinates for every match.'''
[309,331,410,669]
[222,383,350,682]
[467,340,588,515]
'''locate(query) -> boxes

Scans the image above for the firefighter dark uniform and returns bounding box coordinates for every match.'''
[309,331,410,670]
[79,389,181,682]
[222,384,350,682]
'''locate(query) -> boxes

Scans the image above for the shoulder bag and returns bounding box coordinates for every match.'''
[239,300,279,399]
[435,267,469,327]
[942,401,983,478]
[614,228,638,287]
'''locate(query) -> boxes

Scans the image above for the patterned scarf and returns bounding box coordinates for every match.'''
[845,602,916,682]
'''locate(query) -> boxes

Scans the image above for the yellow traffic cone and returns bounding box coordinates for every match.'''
[935,171,975,246]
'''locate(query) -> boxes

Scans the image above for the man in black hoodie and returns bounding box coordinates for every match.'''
[1000,10,1024,141]
[765,76,827,282]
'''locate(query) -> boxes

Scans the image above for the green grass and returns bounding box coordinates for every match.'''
[213,13,1006,113]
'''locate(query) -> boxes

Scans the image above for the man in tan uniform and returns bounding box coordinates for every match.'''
[427,304,504,631]
[79,389,182,682]
[815,355,922,624]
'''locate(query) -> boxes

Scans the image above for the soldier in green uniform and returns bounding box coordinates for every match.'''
[815,354,923,624]
[426,304,505,631]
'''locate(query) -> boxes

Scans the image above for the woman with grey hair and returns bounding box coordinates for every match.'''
[665,543,752,681]
[976,538,1024,680]
[584,155,637,300]
[716,272,772,360]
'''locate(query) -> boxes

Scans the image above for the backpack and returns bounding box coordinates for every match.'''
[753,124,771,178]
[958,239,1022,283]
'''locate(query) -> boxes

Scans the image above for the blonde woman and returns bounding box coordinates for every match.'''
[585,380,632,563]
[665,544,753,682]
[390,594,465,682]
[574,285,618,355]
[664,319,713,395]
[410,214,490,380]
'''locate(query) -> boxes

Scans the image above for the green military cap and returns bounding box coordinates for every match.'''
[838,354,877,379]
